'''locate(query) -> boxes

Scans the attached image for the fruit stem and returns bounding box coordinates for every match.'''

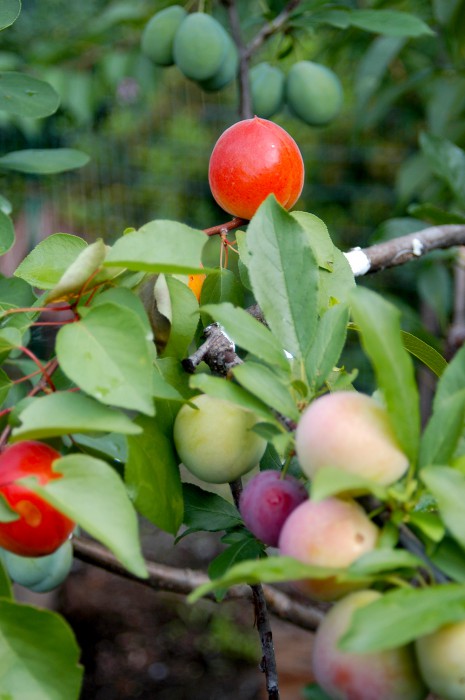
[203,217,247,237]
[18,346,56,391]
[229,477,281,700]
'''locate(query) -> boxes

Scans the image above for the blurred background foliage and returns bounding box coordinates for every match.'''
[1,0,464,352]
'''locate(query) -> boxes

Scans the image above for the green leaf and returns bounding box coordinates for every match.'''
[45,239,107,302]
[14,233,87,289]
[91,286,152,336]
[408,202,465,225]
[0,600,83,699]
[340,584,465,653]
[182,483,242,534]
[348,9,434,37]
[0,328,21,353]
[0,557,13,598]
[104,220,208,275]
[56,303,154,415]
[0,148,89,174]
[0,72,59,119]
[199,268,244,307]
[201,302,289,372]
[0,0,21,31]
[0,210,14,256]
[348,548,423,576]
[246,196,319,360]
[0,275,34,308]
[318,247,355,312]
[232,361,300,421]
[419,391,465,466]
[355,36,405,111]
[401,331,447,377]
[305,304,349,390]
[209,538,265,581]
[431,339,465,406]
[431,537,465,583]
[350,286,420,464]
[302,684,333,700]
[421,467,465,552]
[310,466,388,502]
[126,415,183,535]
[162,276,199,359]
[420,132,465,206]
[26,454,148,578]
[11,391,141,441]
[189,555,364,603]
[189,373,279,425]
[291,211,334,271]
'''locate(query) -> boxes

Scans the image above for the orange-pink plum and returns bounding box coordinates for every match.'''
[278,497,378,600]
[313,590,427,700]
[295,391,409,486]
[415,618,465,700]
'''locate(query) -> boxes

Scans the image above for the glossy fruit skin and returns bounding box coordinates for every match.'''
[0,441,75,557]
[239,470,308,547]
[173,13,229,81]
[141,5,187,66]
[295,391,409,487]
[0,539,73,593]
[415,619,465,699]
[173,394,267,484]
[208,116,305,220]
[285,61,343,126]
[278,497,378,600]
[250,63,285,118]
[313,590,427,700]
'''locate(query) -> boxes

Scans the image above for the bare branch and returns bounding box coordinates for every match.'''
[345,224,465,276]
[72,536,324,632]
[221,0,253,119]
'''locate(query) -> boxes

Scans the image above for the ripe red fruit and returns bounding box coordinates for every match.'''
[208,116,304,220]
[0,441,75,556]
[239,470,308,547]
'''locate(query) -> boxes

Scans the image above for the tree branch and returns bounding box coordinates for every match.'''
[222,0,253,119]
[244,0,303,60]
[344,224,465,276]
[72,536,324,632]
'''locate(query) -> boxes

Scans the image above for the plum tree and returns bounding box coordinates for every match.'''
[173,394,267,484]
[140,5,187,66]
[208,116,305,220]
[0,539,73,593]
[250,63,285,119]
[239,470,308,547]
[0,441,75,557]
[415,618,465,700]
[173,13,229,81]
[278,497,379,600]
[285,60,343,126]
[295,391,409,486]
[312,590,427,700]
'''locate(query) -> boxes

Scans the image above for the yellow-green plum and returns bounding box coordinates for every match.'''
[313,590,427,700]
[278,497,379,600]
[415,618,465,699]
[295,391,409,486]
[173,394,266,484]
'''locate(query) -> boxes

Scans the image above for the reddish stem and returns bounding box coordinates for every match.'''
[203,217,247,237]
[0,304,73,317]
[18,346,56,391]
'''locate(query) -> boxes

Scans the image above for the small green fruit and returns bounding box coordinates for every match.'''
[1,539,73,593]
[141,5,187,67]
[173,13,229,81]
[199,35,238,92]
[173,394,266,484]
[250,63,285,118]
[285,60,343,126]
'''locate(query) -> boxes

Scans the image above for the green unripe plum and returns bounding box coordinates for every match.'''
[415,619,465,699]
[173,13,229,81]
[295,391,409,487]
[199,35,239,92]
[313,590,427,700]
[173,394,266,484]
[0,539,73,593]
[141,5,187,66]
[285,61,343,126]
[250,63,285,118]
[278,497,379,600]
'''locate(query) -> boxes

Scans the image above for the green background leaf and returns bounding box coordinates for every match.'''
[0,0,21,31]
[0,72,59,118]
[0,149,89,174]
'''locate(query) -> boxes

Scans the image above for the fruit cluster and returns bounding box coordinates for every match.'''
[141,8,343,127]
[250,60,343,126]
[141,7,238,93]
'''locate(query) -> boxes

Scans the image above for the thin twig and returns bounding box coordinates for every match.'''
[244,0,303,60]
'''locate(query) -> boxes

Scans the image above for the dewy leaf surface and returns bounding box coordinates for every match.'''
[246,196,319,361]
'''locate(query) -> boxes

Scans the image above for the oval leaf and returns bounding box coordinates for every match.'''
[0,72,59,118]
[0,0,21,31]
[0,148,89,174]
[14,233,87,289]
